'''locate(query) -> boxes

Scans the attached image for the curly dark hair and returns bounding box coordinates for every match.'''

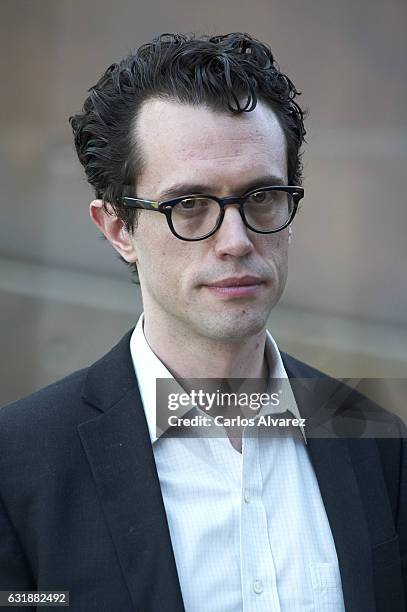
[69,32,306,274]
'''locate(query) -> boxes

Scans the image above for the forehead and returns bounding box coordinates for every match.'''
[134,98,287,196]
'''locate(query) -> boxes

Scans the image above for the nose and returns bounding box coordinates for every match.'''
[213,204,254,259]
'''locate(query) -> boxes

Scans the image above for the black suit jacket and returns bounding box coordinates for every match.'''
[0,329,406,611]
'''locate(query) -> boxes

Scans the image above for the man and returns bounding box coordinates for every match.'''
[0,33,405,612]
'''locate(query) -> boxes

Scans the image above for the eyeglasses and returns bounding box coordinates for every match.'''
[122,185,304,242]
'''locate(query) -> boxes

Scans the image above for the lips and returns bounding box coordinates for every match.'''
[207,275,263,288]
[203,275,265,298]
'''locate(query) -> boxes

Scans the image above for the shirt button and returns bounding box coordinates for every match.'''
[243,489,250,503]
[253,579,263,594]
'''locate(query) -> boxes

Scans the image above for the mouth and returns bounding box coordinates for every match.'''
[203,276,265,298]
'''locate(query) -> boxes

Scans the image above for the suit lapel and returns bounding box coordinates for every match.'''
[78,330,185,611]
[282,353,376,612]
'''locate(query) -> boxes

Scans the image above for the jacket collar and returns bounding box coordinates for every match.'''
[80,328,136,413]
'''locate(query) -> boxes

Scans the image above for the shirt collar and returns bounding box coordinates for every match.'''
[130,313,306,444]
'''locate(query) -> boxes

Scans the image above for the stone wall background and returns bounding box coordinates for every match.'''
[1,0,406,406]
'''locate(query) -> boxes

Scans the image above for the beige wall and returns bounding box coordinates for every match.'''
[1,0,406,405]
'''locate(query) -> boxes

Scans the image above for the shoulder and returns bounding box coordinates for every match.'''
[0,366,97,509]
[0,327,136,436]
[0,367,95,447]
[282,348,406,453]
[282,350,406,431]
[0,328,135,500]
[282,352,407,519]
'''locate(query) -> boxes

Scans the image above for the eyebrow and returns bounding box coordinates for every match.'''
[157,175,287,201]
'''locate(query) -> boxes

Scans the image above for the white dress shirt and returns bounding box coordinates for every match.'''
[130,314,345,612]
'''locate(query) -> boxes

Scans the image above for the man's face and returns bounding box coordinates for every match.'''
[127,98,290,341]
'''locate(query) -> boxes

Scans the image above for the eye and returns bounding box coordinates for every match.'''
[177,197,211,211]
[250,191,267,203]
[180,198,199,209]
[247,190,276,206]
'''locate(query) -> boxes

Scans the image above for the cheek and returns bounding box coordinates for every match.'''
[255,231,289,264]
[133,214,168,264]
[133,218,193,291]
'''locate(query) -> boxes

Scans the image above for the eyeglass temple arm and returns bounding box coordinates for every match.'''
[122,197,161,211]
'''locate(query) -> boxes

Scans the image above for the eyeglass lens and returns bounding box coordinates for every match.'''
[170,189,295,239]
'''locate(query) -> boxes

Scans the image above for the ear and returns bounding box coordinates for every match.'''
[89,199,137,263]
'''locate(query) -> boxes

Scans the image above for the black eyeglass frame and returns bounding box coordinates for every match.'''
[122,185,304,242]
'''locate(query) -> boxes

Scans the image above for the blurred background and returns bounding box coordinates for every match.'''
[1,0,406,408]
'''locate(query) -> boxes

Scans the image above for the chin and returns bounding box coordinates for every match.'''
[195,311,269,341]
